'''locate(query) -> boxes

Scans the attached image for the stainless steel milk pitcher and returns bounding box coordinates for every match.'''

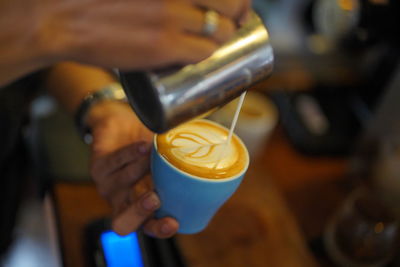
[118,11,274,133]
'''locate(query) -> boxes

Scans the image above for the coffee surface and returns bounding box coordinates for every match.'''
[156,120,248,179]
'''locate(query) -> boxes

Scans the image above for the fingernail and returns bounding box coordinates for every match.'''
[141,193,160,211]
[161,223,173,235]
[138,142,152,154]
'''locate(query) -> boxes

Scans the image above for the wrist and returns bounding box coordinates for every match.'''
[86,100,131,130]
[75,83,127,143]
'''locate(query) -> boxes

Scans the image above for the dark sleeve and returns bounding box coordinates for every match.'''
[0,70,47,164]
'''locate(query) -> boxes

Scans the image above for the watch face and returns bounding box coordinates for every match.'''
[313,0,360,44]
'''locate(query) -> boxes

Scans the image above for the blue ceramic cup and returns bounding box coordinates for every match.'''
[151,121,249,234]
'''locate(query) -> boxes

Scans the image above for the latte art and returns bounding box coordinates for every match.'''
[156,120,248,179]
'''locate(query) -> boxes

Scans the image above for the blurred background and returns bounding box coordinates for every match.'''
[1,0,400,266]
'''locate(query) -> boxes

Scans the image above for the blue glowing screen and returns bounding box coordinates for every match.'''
[100,231,144,267]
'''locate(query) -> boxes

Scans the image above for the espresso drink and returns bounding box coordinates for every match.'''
[156,120,248,179]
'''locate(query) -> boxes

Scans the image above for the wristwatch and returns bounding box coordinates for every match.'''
[75,82,127,144]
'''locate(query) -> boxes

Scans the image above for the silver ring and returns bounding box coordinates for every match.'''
[202,10,219,36]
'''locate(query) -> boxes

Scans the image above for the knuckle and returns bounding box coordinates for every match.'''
[225,0,246,19]
[225,20,236,36]
[217,19,235,43]
[136,203,152,217]
[113,147,136,169]
[153,0,170,24]
[157,29,174,48]
[148,29,175,61]
[136,192,160,216]
[116,164,142,187]
[118,168,135,186]
[219,2,239,18]
[112,152,125,168]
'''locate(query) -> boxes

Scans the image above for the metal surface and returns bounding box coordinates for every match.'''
[119,11,274,133]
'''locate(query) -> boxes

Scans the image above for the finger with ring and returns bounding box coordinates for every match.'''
[202,10,220,36]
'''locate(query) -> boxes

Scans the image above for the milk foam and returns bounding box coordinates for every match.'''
[156,120,247,179]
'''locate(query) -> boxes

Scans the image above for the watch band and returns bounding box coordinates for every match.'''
[75,82,127,144]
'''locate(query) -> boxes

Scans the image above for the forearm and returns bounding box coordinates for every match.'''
[45,62,116,114]
[1,0,248,87]
[0,1,48,86]
[44,61,146,140]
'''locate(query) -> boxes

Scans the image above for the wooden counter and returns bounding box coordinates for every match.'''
[52,126,349,267]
